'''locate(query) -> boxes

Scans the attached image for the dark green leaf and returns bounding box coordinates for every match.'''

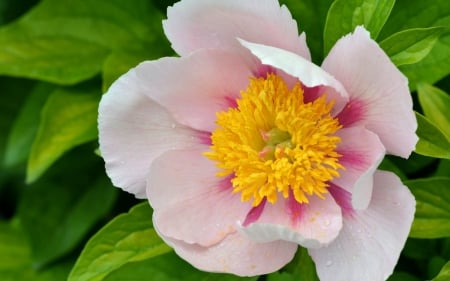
[380,27,445,66]
[414,112,450,159]
[405,177,450,238]
[26,85,100,183]
[279,0,333,63]
[68,203,172,281]
[18,177,118,267]
[417,83,450,137]
[0,0,166,84]
[0,220,72,281]
[432,260,450,281]
[4,82,52,167]
[387,272,420,281]
[323,0,395,54]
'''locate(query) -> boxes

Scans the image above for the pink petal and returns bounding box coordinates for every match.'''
[98,71,200,198]
[159,231,297,276]
[332,127,386,210]
[240,193,342,248]
[147,148,253,246]
[322,26,418,158]
[239,40,349,115]
[134,49,255,132]
[163,0,310,60]
[309,171,415,281]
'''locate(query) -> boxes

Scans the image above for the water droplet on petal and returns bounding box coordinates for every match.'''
[326,260,333,267]
[324,219,331,226]
[171,123,176,129]
[356,229,362,233]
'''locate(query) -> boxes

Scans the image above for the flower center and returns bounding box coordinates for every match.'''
[204,74,343,206]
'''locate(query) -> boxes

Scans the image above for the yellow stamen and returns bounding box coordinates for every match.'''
[204,74,343,206]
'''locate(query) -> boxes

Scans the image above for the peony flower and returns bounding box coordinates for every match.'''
[98,0,418,280]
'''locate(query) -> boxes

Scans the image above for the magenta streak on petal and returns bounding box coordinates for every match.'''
[197,130,212,145]
[218,174,234,191]
[286,192,305,226]
[253,64,277,78]
[336,99,366,127]
[328,183,354,217]
[243,198,267,227]
[302,85,323,103]
[224,95,238,108]
[337,149,366,168]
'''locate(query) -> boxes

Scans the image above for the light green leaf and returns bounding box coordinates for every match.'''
[26,85,100,183]
[432,260,450,281]
[380,27,445,66]
[4,82,52,167]
[102,50,154,92]
[68,203,172,281]
[103,252,258,281]
[18,178,118,267]
[323,0,395,54]
[0,0,165,84]
[414,112,450,159]
[380,0,450,88]
[405,177,450,238]
[417,83,450,138]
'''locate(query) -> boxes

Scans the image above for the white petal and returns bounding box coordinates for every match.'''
[239,39,349,115]
[309,171,415,281]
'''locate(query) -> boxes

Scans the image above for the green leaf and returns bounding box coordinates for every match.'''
[279,0,334,62]
[280,247,319,281]
[68,202,172,281]
[0,77,35,169]
[4,82,52,167]
[414,112,450,159]
[18,177,118,267]
[405,177,450,238]
[380,0,450,88]
[102,50,154,92]
[0,220,73,281]
[323,0,395,54]
[103,252,257,281]
[432,260,450,281]
[26,85,100,183]
[417,83,450,138]
[0,0,166,84]
[387,272,420,281]
[380,27,445,66]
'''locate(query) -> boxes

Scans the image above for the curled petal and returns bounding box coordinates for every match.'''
[239,39,349,115]
[98,71,199,198]
[158,231,297,276]
[309,171,415,281]
[322,26,418,158]
[148,148,252,246]
[164,0,310,59]
[135,50,255,132]
[239,193,342,248]
[333,127,386,210]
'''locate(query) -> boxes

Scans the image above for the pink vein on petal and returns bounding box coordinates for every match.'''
[243,198,267,226]
[286,192,305,225]
[197,131,212,145]
[328,183,354,217]
[336,99,366,127]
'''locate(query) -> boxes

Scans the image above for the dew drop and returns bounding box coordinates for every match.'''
[325,260,333,267]
[356,229,362,233]
[171,123,176,129]
[324,219,331,226]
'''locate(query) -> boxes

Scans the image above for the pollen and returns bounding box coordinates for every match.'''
[204,74,343,206]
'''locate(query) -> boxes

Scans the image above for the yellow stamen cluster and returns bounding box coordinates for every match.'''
[204,74,343,206]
